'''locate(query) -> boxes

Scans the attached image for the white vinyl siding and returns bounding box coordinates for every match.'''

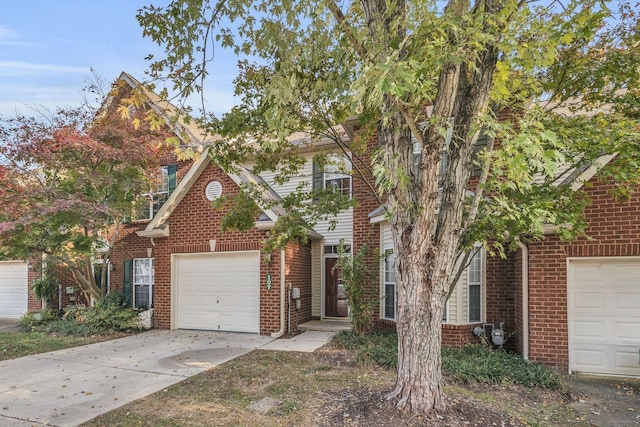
[254,155,314,199]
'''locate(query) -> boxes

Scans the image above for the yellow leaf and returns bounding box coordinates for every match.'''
[117,105,130,120]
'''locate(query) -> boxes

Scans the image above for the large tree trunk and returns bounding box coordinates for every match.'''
[389,249,449,412]
[359,0,503,415]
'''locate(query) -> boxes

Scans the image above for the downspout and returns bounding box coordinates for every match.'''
[271,249,287,338]
[515,240,530,361]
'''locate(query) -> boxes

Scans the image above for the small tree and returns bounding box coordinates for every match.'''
[30,257,60,309]
[0,81,168,302]
[334,242,379,336]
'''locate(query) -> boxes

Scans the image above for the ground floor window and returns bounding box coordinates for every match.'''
[468,247,483,323]
[133,258,154,309]
[382,249,396,320]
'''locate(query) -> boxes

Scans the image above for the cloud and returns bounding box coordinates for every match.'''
[0,61,88,77]
[0,25,33,47]
[0,85,85,116]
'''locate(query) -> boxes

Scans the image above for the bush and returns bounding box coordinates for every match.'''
[333,330,398,368]
[19,309,58,332]
[333,331,561,389]
[61,296,141,334]
[334,243,379,336]
[20,292,141,336]
[442,345,561,389]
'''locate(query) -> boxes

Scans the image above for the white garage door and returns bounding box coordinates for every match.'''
[568,258,640,376]
[174,252,260,333]
[0,261,28,319]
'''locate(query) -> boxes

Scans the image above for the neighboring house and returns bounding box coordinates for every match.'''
[502,164,640,377]
[30,72,637,378]
[0,260,40,318]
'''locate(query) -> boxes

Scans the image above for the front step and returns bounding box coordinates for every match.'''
[298,320,353,332]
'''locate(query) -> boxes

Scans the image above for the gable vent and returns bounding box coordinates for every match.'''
[205,181,223,201]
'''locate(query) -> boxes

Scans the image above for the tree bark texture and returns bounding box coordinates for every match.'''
[359,0,504,414]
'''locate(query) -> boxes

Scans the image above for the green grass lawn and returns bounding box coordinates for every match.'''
[0,331,118,361]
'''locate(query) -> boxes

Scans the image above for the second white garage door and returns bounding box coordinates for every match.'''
[0,261,28,319]
[173,252,260,333]
[568,258,640,376]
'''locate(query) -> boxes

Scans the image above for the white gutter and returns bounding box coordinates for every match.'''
[516,240,530,361]
[271,249,287,338]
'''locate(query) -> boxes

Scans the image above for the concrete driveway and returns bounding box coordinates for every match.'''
[566,375,640,427]
[0,329,274,427]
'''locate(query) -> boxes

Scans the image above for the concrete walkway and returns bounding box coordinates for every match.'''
[0,329,337,427]
[0,318,20,333]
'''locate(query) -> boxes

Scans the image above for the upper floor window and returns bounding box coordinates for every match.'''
[312,154,352,197]
[470,132,488,177]
[412,123,488,179]
[133,165,177,221]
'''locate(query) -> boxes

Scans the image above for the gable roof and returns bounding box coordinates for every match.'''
[112,72,323,240]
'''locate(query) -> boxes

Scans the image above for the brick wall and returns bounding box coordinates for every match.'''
[151,163,283,333]
[522,176,640,370]
[26,257,42,312]
[350,132,384,328]
[110,158,304,335]
[285,241,312,332]
[442,323,482,347]
[485,250,518,351]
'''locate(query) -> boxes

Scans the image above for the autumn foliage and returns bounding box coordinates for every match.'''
[0,83,171,302]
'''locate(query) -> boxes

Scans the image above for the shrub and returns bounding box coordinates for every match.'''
[19,309,58,332]
[18,292,141,336]
[46,318,97,337]
[333,330,398,368]
[333,331,561,389]
[334,243,379,336]
[442,345,561,390]
[61,296,141,334]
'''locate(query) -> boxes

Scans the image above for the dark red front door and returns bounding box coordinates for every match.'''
[325,257,348,317]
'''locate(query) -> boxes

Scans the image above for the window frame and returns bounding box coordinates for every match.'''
[313,154,352,197]
[133,165,176,221]
[133,258,154,309]
[467,246,484,323]
[381,248,396,321]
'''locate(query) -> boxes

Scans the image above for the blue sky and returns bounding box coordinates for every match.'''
[0,1,237,117]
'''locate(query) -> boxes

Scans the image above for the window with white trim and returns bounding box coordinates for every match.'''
[133,258,154,309]
[382,250,396,320]
[313,154,352,197]
[468,247,483,322]
[133,165,177,221]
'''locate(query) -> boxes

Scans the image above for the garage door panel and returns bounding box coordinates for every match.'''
[616,322,640,341]
[616,293,640,311]
[609,263,640,281]
[573,292,605,311]
[573,347,605,368]
[175,252,260,333]
[572,264,603,282]
[0,262,28,319]
[569,258,640,376]
[616,348,640,370]
[573,320,605,340]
